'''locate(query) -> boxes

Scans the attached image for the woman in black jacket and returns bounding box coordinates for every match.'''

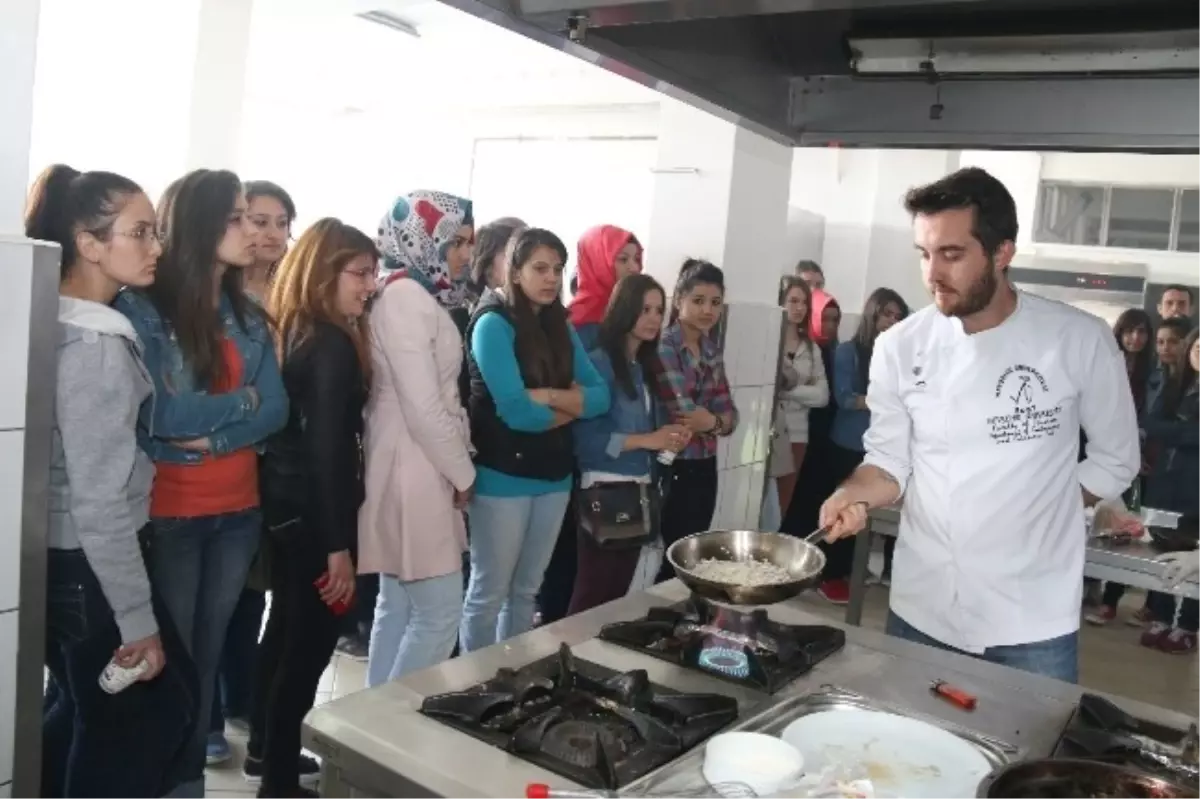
[244,219,377,797]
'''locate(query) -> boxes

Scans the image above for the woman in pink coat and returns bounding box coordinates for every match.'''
[359,190,476,688]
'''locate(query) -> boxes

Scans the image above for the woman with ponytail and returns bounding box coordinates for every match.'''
[651,259,738,582]
[28,164,196,797]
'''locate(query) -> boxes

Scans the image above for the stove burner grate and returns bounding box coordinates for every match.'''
[697,646,751,679]
[597,597,846,693]
[419,644,737,790]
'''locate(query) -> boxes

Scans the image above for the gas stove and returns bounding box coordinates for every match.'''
[597,597,845,693]
[418,644,739,790]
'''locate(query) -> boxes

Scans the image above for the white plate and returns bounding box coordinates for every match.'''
[780,709,992,798]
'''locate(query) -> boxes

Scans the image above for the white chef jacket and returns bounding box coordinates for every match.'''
[863,291,1139,653]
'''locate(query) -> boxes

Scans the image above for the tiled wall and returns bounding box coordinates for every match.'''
[0,238,58,795]
[712,302,784,530]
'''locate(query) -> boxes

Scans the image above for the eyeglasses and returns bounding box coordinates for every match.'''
[112,227,162,245]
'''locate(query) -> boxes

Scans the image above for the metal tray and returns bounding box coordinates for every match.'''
[622,685,1021,796]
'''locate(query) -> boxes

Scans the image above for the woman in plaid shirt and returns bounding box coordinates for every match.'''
[652,259,738,581]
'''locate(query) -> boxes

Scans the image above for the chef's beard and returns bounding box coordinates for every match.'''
[934,257,999,319]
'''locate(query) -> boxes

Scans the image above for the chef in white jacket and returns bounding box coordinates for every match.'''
[819,167,1140,684]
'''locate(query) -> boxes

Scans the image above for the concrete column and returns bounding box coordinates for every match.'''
[0,0,60,795]
[644,99,793,531]
[185,0,255,170]
[0,0,40,235]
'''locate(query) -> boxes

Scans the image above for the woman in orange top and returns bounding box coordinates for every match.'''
[116,169,288,796]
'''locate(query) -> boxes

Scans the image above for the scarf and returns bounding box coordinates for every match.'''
[376,190,474,307]
[810,288,840,346]
[568,224,638,326]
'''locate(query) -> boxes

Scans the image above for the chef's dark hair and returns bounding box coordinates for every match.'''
[668,258,724,327]
[24,164,143,276]
[903,167,1018,258]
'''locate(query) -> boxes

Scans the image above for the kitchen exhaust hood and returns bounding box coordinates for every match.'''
[437,0,1200,151]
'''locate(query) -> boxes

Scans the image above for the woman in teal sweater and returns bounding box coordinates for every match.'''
[461,228,609,651]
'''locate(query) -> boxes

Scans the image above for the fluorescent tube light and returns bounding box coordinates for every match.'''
[849,31,1199,75]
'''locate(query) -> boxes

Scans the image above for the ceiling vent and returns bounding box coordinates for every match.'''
[355,9,420,39]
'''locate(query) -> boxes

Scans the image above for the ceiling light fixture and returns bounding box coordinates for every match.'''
[849,31,1199,75]
[356,9,420,39]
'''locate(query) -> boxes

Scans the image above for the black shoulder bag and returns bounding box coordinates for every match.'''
[576,380,663,549]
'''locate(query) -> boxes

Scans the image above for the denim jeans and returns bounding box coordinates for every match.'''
[460,492,571,652]
[43,545,199,797]
[886,611,1079,684]
[367,573,463,688]
[209,586,265,732]
[1147,591,1200,632]
[147,510,262,795]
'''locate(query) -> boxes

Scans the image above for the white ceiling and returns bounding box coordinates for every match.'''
[243,0,657,117]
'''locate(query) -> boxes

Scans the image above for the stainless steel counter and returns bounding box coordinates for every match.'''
[303,580,1196,798]
[846,507,1200,627]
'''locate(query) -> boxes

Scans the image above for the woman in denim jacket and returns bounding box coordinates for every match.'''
[115,169,288,796]
[569,274,690,613]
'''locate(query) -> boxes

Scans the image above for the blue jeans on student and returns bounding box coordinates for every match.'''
[886,610,1080,684]
[460,492,571,652]
[147,510,262,796]
[367,573,463,688]
[43,546,199,798]
[209,587,266,732]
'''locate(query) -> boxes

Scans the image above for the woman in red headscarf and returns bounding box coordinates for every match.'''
[539,225,644,625]
[568,225,644,351]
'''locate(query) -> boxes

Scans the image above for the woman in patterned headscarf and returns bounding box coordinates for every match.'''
[358,190,478,687]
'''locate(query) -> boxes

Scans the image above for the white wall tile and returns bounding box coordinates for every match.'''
[0,241,34,431]
[728,387,761,469]
[755,385,776,463]
[0,611,16,786]
[715,464,755,530]
[0,431,23,613]
[746,462,767,529]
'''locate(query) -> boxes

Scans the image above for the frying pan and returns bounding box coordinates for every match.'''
[666,529,826,606]
[976,758,1197,798]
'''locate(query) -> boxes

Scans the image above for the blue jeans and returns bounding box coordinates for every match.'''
[148,510,262,796]
[43,546,199,797]
[460,492,571,652]
[367,573,463,688]
[209,587,265,732]
[886,611,1079,684]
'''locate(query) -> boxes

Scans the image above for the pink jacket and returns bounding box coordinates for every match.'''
[357,279,475,582]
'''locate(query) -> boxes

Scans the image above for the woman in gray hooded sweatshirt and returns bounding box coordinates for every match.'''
[26,165,196,797]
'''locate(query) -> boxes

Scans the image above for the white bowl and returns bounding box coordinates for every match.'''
[702,732,805,796]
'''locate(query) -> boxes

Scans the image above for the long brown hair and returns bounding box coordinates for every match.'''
[149,169,261,388]
[598,274,666,398]
[504,228,573,388]
[1113,308,1153,413]
[267,218,376,383]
